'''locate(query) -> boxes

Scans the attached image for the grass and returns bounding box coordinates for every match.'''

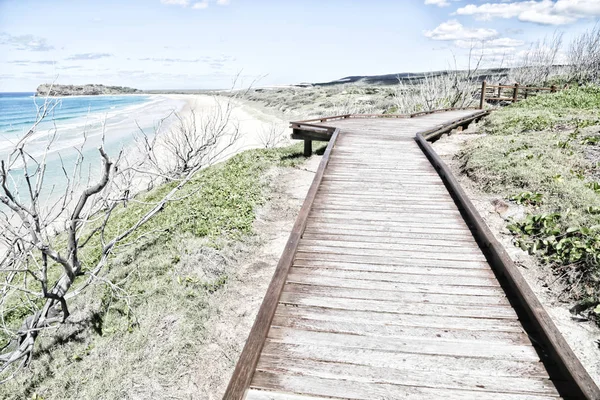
[239,85,397,118]
[457,86,600,320]
[0,142,322,399]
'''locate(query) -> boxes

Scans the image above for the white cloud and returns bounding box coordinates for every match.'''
[160,0,190,5]
[487,37,526,47]
[456,0,600,25]
[192,1,209,9]
[454,37,525,48]
[425,0,451,7]
[66,53,113,60]
[424,20,498,41]
[160,0,230,8]
[0,33,55,51]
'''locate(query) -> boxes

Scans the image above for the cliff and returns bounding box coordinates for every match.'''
[36,84,142,96]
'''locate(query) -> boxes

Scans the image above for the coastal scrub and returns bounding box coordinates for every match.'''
[0,142,320,399]
[457,86,600,321]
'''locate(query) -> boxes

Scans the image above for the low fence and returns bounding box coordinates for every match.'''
[479,81,563,109]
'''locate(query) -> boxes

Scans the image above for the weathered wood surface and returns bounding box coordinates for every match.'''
[224,110,568,399]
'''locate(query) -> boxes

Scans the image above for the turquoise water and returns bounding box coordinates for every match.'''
[0,92,150,137]
[0,92,183,207]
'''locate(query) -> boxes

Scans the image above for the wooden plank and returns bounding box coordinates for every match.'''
[277,293,518,320]
[222,128,341,400]
[302,222,473,237]
[314,193,458,204]
[307,210,465,225]
[323,171,443,179]
[267,327,538,361]
[300,232,476,247]
[295,245,487,262]
[292,259,493,274]
[271,313,524,342]
[287,266,497,286]
[255,356,559,396]
[274,305,526,332]
[298,238,481,254]
[285,273,506,296]
[310,203,462,214]
[317,183,451,193]
[245,390,330,400]
[294,252,490,269]
[281,283,509,307]
[307,217,471,232]
[322,176,446,185]
[250,371,559,400]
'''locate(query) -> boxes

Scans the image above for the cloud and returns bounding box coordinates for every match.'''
[139,55,235,63]
[66,53,113,60]
[140,57,201,62]
[487,37,526,47]
[161,0,190,5]
[424,0,459,7]
[0,32,54,51]
[424,20,498,41]
[192,1,209,9]
[454,37,525,49]
[455,0,600,25]
[160,0,229,9]
[8,60,57,65]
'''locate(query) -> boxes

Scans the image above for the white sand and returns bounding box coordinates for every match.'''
[161,94,289,164]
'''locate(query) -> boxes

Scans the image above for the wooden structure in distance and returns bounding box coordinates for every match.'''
[480,81,563,109]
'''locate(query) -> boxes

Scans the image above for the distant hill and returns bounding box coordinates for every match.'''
[36,84,142,96]
[311,68,512,86]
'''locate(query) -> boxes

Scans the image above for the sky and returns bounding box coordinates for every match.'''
[0,0,599,91]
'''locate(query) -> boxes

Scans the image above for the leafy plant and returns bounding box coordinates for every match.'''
[507,213,600,317]
[510,191,544,206]
[585,181,600,193]
[582,135,600,145]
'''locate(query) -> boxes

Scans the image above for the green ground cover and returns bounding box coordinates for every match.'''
[458,86,600,320]
[0,142,319,399]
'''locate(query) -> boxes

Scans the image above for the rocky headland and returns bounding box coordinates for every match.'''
[36,83,142,96]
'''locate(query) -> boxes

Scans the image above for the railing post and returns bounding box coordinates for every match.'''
[512,83,519,103]
[304,140,312,157]
[479,81,487,109]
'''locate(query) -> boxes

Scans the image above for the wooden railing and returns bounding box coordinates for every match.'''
[479,81,563,109]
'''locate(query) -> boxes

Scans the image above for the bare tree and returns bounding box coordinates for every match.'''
[568,24,600,84]
[508,32,564,86]
[0,89,243,380]
[257,122,287,149]
[133,78,254,186]
[393,45,489,113]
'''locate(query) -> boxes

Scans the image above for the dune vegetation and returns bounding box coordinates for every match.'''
[457,86,600,321]
[0,142,318,399]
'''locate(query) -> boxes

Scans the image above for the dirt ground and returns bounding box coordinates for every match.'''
[195,155,321,399]
[433,127,600,386]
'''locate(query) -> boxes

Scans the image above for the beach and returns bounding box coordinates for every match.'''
[161,93,288,163]
[0,92,288,212]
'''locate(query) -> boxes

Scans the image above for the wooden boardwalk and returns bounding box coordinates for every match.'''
[224,110,598,399]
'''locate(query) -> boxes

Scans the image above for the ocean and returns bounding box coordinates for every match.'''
[0,92,186,206]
